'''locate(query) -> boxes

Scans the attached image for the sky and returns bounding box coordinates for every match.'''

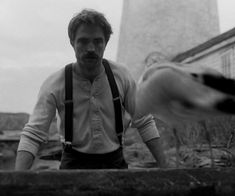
[1,0,235,113]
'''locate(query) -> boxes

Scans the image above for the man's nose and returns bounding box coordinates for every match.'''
[87,42,95,52]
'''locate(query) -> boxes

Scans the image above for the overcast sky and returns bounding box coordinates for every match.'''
[1,0,235,113]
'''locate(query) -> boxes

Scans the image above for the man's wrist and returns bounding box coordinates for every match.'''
[15,151,35,170]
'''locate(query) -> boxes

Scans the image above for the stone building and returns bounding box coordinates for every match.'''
[117,0,220,80]
[172,27,235,78]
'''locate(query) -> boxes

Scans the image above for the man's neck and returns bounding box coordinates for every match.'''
[74,61,104,83]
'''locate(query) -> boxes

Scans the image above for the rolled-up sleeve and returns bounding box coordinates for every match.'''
[131,114,160,142]
[17,79,57,157]
[124,72,160,142]
[17,135,41,157]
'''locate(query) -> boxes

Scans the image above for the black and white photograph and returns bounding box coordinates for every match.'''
[0,0,235,195]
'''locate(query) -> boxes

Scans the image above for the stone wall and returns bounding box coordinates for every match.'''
[0,168,235,195]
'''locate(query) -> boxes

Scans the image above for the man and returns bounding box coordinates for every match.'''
[15,9,166,170]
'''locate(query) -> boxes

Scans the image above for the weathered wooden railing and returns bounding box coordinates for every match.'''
[0,168,234,196]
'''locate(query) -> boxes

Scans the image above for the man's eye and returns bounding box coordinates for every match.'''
[77,39,88,44]
[94,39,103,44]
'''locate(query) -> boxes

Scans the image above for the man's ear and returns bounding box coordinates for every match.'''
[70,40,74,47]
[105,40,109,47]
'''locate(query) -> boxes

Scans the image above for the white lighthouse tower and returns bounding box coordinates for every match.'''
[117,0,220,80]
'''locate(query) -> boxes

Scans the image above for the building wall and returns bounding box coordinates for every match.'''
[232,46,235,78]
[117,0,220,80]
[181,42,235,79]
[184,52,223,73]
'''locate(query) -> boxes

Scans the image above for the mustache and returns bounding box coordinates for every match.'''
[83,52,99,59]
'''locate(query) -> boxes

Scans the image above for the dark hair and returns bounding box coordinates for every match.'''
[68,9,113,45]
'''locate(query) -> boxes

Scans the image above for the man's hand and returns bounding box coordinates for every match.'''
[15,151,34,170]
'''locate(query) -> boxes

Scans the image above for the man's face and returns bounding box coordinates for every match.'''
[72,24,106,69]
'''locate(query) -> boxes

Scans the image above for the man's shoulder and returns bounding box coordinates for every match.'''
[40,65,66,93]
[106,59,132,79]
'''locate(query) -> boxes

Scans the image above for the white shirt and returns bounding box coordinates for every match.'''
[17,60,160,156]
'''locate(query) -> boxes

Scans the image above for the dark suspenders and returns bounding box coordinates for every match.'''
[102,59,124,145]
[64,59,124,148]
[64,64,73,148]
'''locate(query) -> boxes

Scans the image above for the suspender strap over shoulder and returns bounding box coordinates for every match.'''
[64,63,73,146]
[102,59,124,146]
[64,59,124,147]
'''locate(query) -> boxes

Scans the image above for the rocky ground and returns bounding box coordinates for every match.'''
[0,113,235,170]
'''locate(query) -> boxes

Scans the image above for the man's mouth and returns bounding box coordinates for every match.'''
[85,57,98,61]
[84,53,99,61]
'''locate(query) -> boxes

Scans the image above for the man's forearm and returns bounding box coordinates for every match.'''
[145,138,168,168]
[15,151,34,170]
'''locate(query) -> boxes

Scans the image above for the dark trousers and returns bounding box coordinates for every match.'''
[59,147,128,169]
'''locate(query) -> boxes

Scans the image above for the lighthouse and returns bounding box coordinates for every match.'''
[117,0,220,80]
